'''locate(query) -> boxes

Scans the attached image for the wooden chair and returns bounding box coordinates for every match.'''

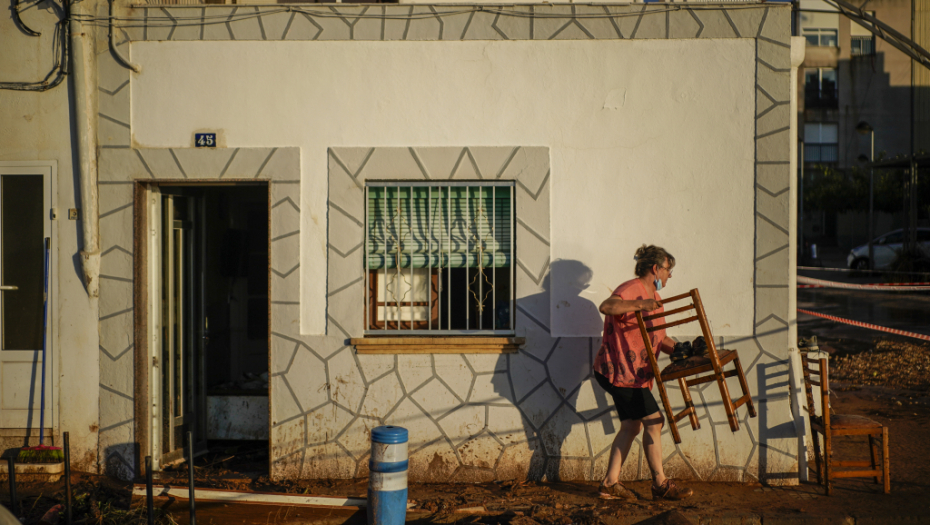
[634,288,756,444]
[801,354,890,495]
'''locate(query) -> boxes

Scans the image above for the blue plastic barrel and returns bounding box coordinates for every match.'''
[368,425,408,525]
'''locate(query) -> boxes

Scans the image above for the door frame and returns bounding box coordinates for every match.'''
[134,180,271,472]
[0,161,58,436]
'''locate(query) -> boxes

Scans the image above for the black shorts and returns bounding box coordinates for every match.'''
[595,373,661,421]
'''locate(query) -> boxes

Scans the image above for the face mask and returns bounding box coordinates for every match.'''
[654,277,663,292]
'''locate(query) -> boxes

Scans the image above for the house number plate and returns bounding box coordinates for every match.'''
[195,133,217,148]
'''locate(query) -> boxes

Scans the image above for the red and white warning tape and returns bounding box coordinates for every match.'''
[797,276,930,291]
[798,308,930,342]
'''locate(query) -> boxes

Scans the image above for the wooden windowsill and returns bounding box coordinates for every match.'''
[350,337,525,354]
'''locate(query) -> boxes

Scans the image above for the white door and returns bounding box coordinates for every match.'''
[148,188,207,469]
[0,163,55,432]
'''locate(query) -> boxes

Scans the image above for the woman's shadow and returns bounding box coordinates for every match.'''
[491,259,616,483]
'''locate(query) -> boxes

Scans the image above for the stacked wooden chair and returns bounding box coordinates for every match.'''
[634,288,756,444]
[801,354,890,495]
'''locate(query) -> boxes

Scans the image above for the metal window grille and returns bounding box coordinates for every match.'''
[851,36,875,56]
[364,181,515,335]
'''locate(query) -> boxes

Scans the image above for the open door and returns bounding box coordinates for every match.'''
[149,188,208,469]
[147,183,270,473]
[0,166,54,435]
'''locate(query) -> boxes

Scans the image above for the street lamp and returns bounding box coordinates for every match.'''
[856,121,874,271]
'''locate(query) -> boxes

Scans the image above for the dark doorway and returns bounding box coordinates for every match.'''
[153,183,269,476]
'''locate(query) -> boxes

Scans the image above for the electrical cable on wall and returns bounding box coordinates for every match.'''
[0,0,804,91]
[7,0,929,90]
[0,0,70,91]
[12,0,43,35]
[68,3,769,29]
[4,0,771,90]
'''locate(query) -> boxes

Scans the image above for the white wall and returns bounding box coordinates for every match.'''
[0,3,100,469]
[799,0,840,30]
[130,39,756,337]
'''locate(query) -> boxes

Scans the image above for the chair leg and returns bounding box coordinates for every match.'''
[811,431,823,486]
[677,378,700,431]
[655,380,681,444]
[733,356,757,418]
[882,427,890,494]
[869,435,880,484]
[824,431,833,496]
[715,373,739,432]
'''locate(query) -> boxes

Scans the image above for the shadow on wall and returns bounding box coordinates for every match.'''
[485,258,797,484]
[755,360,797,483]
[104,443,137,480]
[490,259,621,482]
[5,352,57,449]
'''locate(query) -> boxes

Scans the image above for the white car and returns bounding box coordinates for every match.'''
[846,228,930,270]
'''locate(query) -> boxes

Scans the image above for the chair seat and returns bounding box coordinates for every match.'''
[828,414,883,430]
[660,349,737,379]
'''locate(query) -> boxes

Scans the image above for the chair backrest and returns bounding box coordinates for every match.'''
[801,354,831,429]
[634,288,723,372]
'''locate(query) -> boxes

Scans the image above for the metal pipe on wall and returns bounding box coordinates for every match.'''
[69,0,101,298]
[109,0,140,73]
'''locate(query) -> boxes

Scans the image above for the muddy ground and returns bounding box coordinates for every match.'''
[3,337,930,524]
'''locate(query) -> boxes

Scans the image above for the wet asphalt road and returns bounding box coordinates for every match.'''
[797,269,930,341]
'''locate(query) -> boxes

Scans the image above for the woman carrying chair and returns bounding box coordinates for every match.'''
[594,244,692,501]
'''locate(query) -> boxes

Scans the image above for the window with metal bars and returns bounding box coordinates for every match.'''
[364,182,514,334]
[851,36,875,56]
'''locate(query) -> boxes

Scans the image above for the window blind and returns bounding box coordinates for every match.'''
[366,186,512,270]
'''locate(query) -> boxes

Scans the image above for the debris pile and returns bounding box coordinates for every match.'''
[830,339,930,391]
[407,480,674,525]
[0,473,176,525]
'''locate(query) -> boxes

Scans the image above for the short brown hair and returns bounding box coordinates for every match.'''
[634,244,675,278]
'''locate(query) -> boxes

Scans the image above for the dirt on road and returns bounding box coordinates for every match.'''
[3,337,930,524]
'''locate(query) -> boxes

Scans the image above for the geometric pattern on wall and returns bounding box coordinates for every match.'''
[96,3,796,482]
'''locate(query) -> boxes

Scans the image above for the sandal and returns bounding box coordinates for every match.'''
[598,481,636,500]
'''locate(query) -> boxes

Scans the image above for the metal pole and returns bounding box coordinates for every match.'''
[39,238,50,445]
[428,186,432,331]
[799,139,805,261]
[447,188,451,330]
[64,432,72,525]
[7,456,17,517]
[492,186,496,330]
[509,185,514,330]
[465,188,470,330]
[145,456,154,525]
[393,189,400,330]
[911,159,919,253]
[868,131,875,270]
[379,188,386,329]
[364,187,368,331]
[187,431,196,525]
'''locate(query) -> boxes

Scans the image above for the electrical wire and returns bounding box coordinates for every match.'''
[68,2,775,29]
[2,0,776,90]
[12,0,43,36]
[0,0,70,91]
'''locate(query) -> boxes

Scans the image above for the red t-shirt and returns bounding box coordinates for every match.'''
[593,278,666,389]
